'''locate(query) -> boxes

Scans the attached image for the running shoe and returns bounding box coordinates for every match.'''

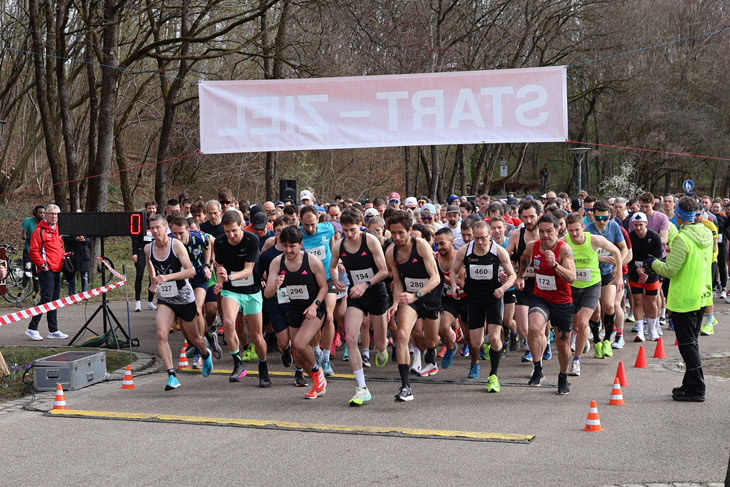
[191,352,201,369]
[631,324,639,333]
[521,351,532,362]
[480,343,489,360]
[634,332,645,342]
[668,319,674,331]
[322,358,335,377]
[349,387,372,407]
[487,374,500,393]
[509,332,519,352]
[528,367,543,386]
[441,348,455,369]
[454,322,464,342]
[712,317,718,325]
[375,348,389,368]
[258,361,272,388]
[449,326,457,345]
[281,347,293,368]
[569,358,581,376]
[394,385,414,402]
[47,330,69,340]
[656,323,664,337]
[343,344,349,362]
[459,343,470,357]
[437,345,447,358]
[418,363,439,377]
[594,341,604,359]
[602,339,613,358]
[207,332,223,359]
[242,344,258,362]
[543,342,552,361]
[556,373,570,395]
[185,345,197,358]
[700,324,715,336]
[410,356,422,375]
[202,349,213,377]
[612,335,625,349]
[649,327,660,342]
[25,329,43,341]
[134,301,141,312]
[570,332,576,352]
[468,363,480,379]
[229,362,247,382]
[362,355,371,368]
[627,312,635,322]
[305,369,326,399]
[146,302,157,310]
[165,374,181,391]
[549,329,555,342]
[294,369,307,387]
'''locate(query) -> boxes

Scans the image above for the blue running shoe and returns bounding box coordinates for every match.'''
[468,363,480,379]
[202,348,213,377]
[165,374,180,391]
[668,319,674,331]
[343,344,349,362]
[322,358,335,377]
[442,347,456,369]
[543,342,552,361]
[459,343,470,357]
[521,351,532,362]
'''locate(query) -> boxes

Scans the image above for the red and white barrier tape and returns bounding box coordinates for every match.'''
[98,256,126,281]
[0,279,126,326]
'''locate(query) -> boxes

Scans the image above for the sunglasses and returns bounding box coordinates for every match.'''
[584,208,594,212]
[421,215,433,221]
[594,215,609,222]
[219,200,231,205]
[389,200,400,205]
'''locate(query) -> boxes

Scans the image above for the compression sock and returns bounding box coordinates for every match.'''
[489,347,502,376]
[398,363,410,387]
[589,320,602,343]
[424,347,436,365]
[604,313,615,339]
[323,349,331,361]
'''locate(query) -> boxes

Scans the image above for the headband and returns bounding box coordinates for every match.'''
[674,202,697,223]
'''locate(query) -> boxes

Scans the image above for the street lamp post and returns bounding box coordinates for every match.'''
[569,147,591,194]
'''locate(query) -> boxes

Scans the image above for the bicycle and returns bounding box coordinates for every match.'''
[0,245,39,307]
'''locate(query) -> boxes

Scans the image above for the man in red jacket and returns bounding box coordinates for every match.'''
[26,204,68,340]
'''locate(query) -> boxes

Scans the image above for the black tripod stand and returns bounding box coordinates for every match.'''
[68,237,129,348]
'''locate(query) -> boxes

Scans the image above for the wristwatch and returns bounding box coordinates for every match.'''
[314,299,322,306]
[365,280,372,288]
[552,263,558,269]
[415,291,423,299]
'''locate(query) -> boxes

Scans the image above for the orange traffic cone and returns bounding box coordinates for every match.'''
[121,365,136,390]
[583,400,603,432]
[615,361,629,387]
[52,383,68,410]
[608,378,625,405]
[634,345,647,368]
[673,336,678,346]
[178,346,190,369]
[653,336,666,359]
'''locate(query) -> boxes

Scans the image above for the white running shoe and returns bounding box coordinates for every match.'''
[134,301,142,312]
[410,356,422,375]
[418,363,439,377]
[47,331,68,339]
[25,329,43,341]
[569,359,581,376]
[570,332,576,353]
[146,302,157,310]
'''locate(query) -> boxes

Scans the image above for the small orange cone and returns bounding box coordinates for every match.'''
[178,346,190,369]
[674,336,678,346]
[634,345,647,368]
[653,336,666,359]
[608,378,625,405]
[121,365,136,390]
[583,400,603,432]
[52,383,68,410]
[615,361,629,387]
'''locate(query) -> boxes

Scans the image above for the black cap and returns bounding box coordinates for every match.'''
[571,198,582,212]
[249,205,264,216]
[251,212,267,230]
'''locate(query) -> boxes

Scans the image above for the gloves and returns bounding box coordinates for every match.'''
[643,254,663,274]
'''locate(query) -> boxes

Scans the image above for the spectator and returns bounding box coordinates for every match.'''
[63,212,92,295]
[21,204,45,296]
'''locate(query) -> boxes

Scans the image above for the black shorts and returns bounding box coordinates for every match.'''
[442,295,468,320]
[503,290,516,305]
[571,282,602,314]
[159,301,198,323]
[204,286,218,303]
[348,287,389,316]
[467,299,503,330]
[263,298,289,334]
[190,274,209,291]
[601,273,615,287]
[326,278,337,295]
[529,296,573,334]
[407,299,441,321]
[515,278,535,306]
[287,301,326,329]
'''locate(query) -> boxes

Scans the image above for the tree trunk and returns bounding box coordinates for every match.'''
[418,146,432,191]
[459,146,467,196]
[28,0,68,209]
[82,18,98,208]
[469,144,489,195]
[404,146,413,196]
[55,0,80,211]
[115,138,134,210]
[86,0,125,212]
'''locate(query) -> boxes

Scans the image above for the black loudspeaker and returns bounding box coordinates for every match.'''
[280,179,297,202]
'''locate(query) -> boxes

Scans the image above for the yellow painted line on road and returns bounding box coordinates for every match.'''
[46,409,534,443]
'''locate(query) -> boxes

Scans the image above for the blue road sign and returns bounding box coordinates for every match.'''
[682,179,694,192]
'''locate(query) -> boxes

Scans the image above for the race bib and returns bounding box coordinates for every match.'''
[158,282,179,298]
[143,231,153,242]
[469,264,493,280]
[443,282,453,295]
[404,277,428,293]
[597,247,611,256]
[524,266,535,278]
[535,274,557,291]
[287,284,310,300]
[350,268,374,286]
[633,261,643,269]
[306,245,327,261]
[576,268,592,281]
[276,287,290,304]
[231,274,254,287]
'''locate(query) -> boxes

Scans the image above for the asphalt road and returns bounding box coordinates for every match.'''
[1,296,728,486]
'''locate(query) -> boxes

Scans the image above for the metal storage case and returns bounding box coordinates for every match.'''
[32,351,107,391]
